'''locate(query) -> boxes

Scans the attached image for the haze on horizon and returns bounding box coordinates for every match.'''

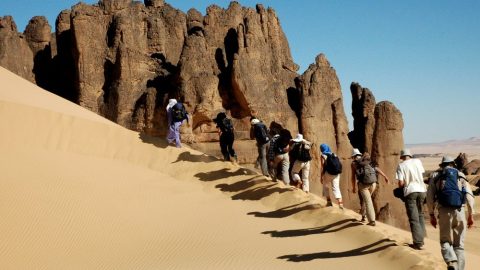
[1,0,479,144]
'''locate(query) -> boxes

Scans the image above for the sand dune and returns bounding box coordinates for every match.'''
[1,66,477,269]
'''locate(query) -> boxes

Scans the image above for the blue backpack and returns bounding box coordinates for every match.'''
[435,167,466,208]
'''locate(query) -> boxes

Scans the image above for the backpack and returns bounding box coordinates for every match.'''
[220,118,234,134]
[254,123,269,144]
[355,160,377,184]
[435,167,466,208]
[324,153,342,175]
[171,103,187,122]
[297,143,312,162]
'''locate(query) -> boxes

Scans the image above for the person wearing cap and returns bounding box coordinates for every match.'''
[351,149,390,226]
[320,143,344,209]
[289,134,312,192]
[426,156,475,270]
[395,148,427,250]
[166,98,184,148]
[250,117,270,176]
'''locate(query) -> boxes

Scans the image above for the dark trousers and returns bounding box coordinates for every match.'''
[220,132,236,161]
[404,192,426,246]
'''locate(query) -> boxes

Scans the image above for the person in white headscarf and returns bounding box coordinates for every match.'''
[165,98,186,148]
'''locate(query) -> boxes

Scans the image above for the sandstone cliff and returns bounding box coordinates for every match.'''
[0,0,407,227]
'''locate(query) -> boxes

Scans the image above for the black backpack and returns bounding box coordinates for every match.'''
[171,103,187,122]
[324,153,342,175]
[254,123,269,144]
[435,167,466,208]
[220,118,234,134]
[355,160,377,184]
[296,143,312,162]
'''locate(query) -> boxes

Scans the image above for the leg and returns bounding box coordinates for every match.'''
[301,161,310,192]
[280,153,290,185]
[453,208,466,270]
[439,207,458,266]
[404,192,424,247]
[173,121,182,148]
[259,143,269,176]
[226,133,236,160]
[331,174,343,208]
[359,182,375,223]
[358,182,366,221]
[219,134,229,161]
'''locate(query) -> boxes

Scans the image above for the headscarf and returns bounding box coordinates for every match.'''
[166,99,177,112]
[320,143,332,155]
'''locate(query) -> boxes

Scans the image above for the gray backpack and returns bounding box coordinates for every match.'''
[355,161,377,184]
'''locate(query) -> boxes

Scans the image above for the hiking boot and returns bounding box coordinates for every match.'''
[367,221,376,226]
[360,216,366,223]
[446,261,457,270]
[409,243,424,250]
[339,204,344,210]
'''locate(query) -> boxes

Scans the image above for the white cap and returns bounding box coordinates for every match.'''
[400,149,412,158]
[351,148,362,157]
[292,134,303,142]
[251,118,260,125]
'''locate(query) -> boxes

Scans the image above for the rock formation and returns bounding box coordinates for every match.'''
[371,101,405,227]
[1,0,409,227]
[349,82,376,154]
[0,16,34,82]
[296,54,352,201]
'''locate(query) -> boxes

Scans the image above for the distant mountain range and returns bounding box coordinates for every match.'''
[407,136,480,155]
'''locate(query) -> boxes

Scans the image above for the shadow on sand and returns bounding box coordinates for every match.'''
[172,151,219,164]
[194,168,255,182]
[248,201,321,218]
[139,133,169,148]
[278,238,397,261]
[262,218,361,237]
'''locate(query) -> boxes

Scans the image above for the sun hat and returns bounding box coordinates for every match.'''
[320,143,332,155]
[351,148,362,157]
[250,118,260,125]
[439,156,455,166]
[292,134,303,142]
[400,149,412,158]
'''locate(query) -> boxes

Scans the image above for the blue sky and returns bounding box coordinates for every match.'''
[1,0,479,144]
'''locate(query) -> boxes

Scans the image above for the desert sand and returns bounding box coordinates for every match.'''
[0,66,477,269]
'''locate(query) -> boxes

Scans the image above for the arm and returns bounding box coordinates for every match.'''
[375,167,390,183]
[464,181,475,228]
[351,162,356,193]
[426,173,438,227]
[320,156,325,183]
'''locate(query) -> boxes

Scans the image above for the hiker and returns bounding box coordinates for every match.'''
[426,156,475,270]
[289,134,312,192]
[166,99,188,148]
[320,143,344,209]
[213,112,237,162]
[250,117,270,176]
[350,149,390,226]
[395,149,427,250]
[267,129,292,184]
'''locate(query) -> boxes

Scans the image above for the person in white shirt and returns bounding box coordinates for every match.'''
[396,149,427,250]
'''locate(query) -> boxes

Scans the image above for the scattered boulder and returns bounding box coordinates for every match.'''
[464,159,480,175]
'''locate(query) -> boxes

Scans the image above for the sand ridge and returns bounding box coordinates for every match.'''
[0,66,473,269]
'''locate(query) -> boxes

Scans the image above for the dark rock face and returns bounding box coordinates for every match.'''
[0,16,34,82]
[349,82,376,154]
[24,16,52,90]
